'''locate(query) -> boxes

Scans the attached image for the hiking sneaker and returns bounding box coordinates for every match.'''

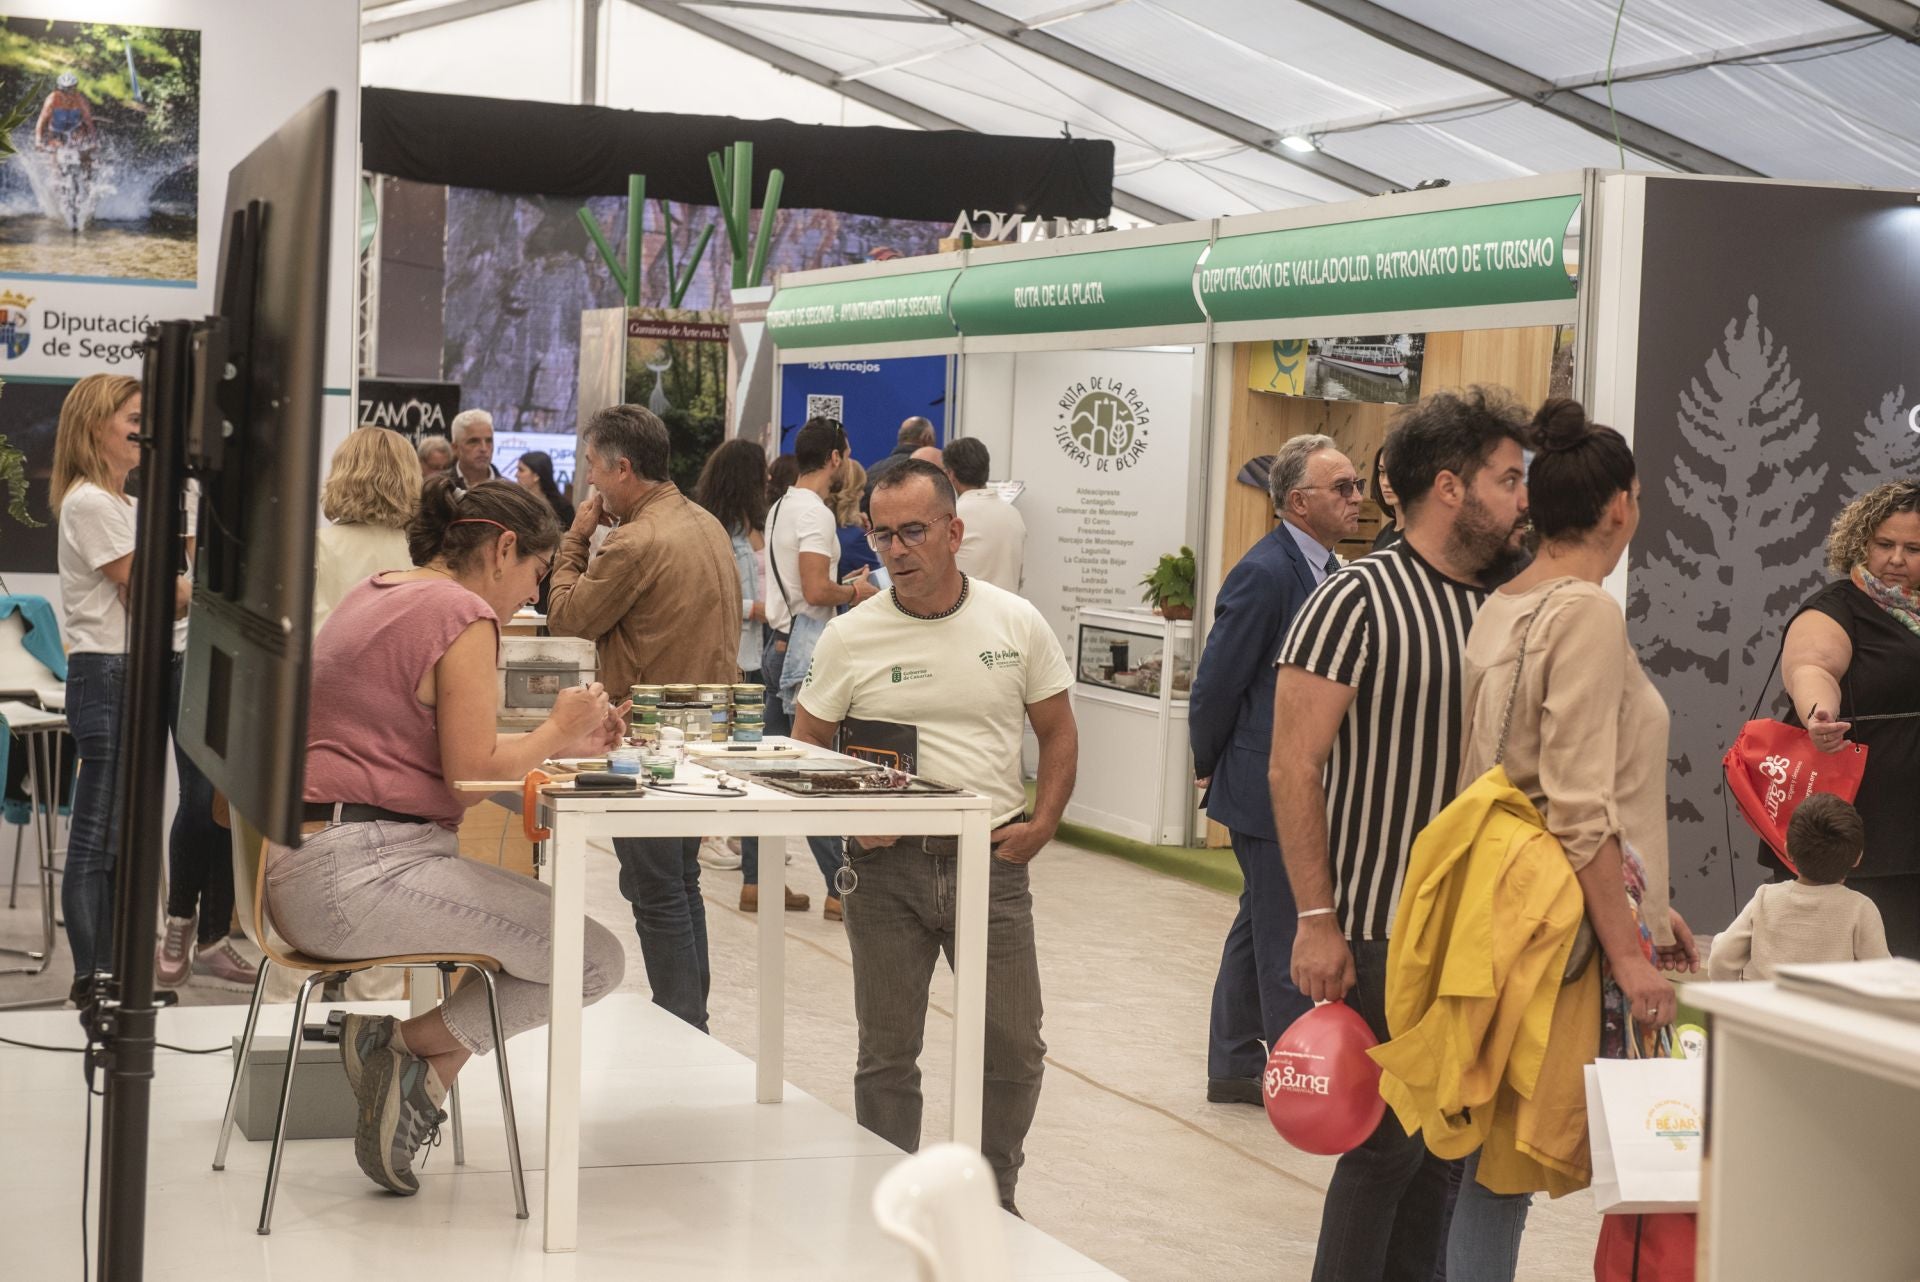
[697,836,741,870]
[191,937,260,988]
[353,1042,447,1196]
[339,1013,397,1097]
[155,914,196,990]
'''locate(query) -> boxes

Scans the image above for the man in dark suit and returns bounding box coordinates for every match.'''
[1190,433,1363,1103]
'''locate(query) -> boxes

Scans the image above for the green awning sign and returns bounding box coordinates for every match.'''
[948,240,1208,336]
[1199,195,1580,323]
[765,269,960,348]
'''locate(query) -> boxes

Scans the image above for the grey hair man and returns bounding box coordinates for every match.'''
[945,436,1026,593]
[1191,432,1360,1107]
[416,434,453,478]
[447,409,499,491]
[546,404,741,1032]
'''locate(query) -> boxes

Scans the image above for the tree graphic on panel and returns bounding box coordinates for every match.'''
[1842,388,1920,500]
[1629,296,1830,889]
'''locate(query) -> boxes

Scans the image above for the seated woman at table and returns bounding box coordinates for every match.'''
[266,476,629,1198]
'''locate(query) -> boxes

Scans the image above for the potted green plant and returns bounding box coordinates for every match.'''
[1139,545,1196,620]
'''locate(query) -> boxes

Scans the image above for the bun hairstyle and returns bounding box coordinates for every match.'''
[1526,397,1636,542]
[408,475,560,572]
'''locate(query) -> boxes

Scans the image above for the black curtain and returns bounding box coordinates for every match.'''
[361,88,1115,222]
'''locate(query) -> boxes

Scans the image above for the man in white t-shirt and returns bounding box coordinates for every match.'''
[794,459,1078,1214]
[763,417,880,917]
[944,436,1025,594]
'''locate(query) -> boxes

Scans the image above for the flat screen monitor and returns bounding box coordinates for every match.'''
[176,90,335,848]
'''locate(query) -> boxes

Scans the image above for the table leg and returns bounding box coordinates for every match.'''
[949,810,989,1148]
[542,812,586,1252]
[756,830,787,1105]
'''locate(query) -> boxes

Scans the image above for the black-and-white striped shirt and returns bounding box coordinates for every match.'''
[1277,542,1487,941]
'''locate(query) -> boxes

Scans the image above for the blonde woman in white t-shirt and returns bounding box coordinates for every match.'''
[52,373,254,1007]
[315,427,421,635]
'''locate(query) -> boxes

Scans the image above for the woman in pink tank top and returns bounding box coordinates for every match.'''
[267,476,630,1199]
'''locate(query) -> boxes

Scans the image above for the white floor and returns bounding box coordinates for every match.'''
[0,994,1119,1281]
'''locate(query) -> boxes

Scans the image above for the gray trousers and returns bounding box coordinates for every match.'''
[843,842,1046,1204]
[266,820,626,1054]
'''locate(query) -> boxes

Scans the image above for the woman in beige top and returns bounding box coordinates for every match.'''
[1446,400,1699,1280]
[314,427,420,635]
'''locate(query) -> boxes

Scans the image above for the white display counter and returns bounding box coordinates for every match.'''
[1063,606,1193,846]
[1688,981,1920,1280]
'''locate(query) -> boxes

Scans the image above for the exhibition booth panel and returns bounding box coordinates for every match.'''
[946,225,1214,846]
[764,254,965,463]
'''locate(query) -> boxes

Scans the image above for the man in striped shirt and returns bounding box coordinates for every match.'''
[1272,388,1533,1282]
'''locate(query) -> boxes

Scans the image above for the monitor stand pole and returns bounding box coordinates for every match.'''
[83,318,199,1282]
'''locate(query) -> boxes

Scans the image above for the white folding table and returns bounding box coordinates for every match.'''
[530,740,996,1252]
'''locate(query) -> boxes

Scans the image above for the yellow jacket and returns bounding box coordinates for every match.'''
[1367,768,1600,1198]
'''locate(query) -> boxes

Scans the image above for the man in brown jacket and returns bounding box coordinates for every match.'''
[548,404,740,1032]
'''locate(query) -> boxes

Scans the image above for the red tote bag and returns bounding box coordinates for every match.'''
[1722,649,1868,875]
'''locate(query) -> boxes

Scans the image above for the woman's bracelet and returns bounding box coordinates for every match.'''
[1297,907,1337,920]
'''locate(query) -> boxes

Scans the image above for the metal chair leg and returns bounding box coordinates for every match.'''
[258,972,326,1235]
[439,964,465,1167]
[7,822,20,909]
[475,965,529,1219]
[214,957,273,1170]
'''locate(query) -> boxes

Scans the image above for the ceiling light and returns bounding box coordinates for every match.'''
[1280,135,1317,153]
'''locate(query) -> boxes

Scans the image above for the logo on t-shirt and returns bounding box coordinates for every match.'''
[977,648,1022,669]
[888,664,932,684]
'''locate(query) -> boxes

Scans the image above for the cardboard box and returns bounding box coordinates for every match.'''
[229,1032,358,1142]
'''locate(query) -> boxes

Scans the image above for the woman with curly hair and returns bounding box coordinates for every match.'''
[1778,480,1920,955]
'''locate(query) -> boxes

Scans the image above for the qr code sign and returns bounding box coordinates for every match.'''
[807,395,844,423]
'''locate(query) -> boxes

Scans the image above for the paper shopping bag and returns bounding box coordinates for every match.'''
[1585,1058,1704,1214]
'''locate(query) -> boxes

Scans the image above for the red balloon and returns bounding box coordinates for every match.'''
[1263,1003,1387,1155]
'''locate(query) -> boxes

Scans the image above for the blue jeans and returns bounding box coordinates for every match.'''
[746,629,844,893]
[62,652,127,979]
[62,651,234,979]
[612,836,710,1032]
[1444,1150,1530,1280]
[268,819,624,1052]
[1312,938,1458,1282]
[1207,829,1313,1079]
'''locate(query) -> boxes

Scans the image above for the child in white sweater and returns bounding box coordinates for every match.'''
[1710,793,1890,981]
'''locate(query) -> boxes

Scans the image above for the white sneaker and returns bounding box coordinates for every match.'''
[697,837,741,870]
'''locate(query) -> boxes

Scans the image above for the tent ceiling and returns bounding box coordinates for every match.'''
[364,0,1920,220]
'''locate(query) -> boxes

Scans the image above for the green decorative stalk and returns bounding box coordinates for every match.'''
[707,149,739,255]
[625,174,644,307]
[745,167,784,289]
[660,204,717,308]
[730,141,752,288]
[577,204,628,298]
